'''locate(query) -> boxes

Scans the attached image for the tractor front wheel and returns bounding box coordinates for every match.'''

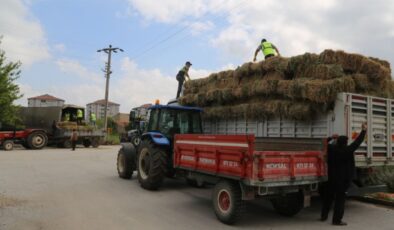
[2,140,14,151]
[117,147,135,179]
[137,139,167,190]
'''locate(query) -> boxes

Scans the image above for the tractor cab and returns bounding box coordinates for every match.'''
[145,104,203,141]
[116,101,203,189]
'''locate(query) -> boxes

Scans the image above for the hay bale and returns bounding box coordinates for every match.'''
[369,57,391,70]
[202,99,322,121]
[287,53,320,78]
[295,64,344,79]
[234,62,251,79]
[319,49,391,87]
[180,49,393,120]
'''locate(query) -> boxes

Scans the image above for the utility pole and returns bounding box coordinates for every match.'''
[97,45,123,138]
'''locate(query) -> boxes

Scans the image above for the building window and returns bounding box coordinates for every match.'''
[41,100,46,103]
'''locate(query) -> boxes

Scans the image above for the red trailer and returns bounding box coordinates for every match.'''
[0,129,48,151]
[174,134,327,224]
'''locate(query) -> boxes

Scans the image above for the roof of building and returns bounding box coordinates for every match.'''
[87,99,120,106]
[28,94,65,101]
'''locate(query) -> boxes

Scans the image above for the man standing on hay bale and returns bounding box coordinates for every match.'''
[320,122,367,226]
[176,61,192,99]
[77,109,83,125]
[253,38,280,61]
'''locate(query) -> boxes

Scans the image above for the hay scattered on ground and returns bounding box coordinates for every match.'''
[180,50,393,120]
[0,194,25,208]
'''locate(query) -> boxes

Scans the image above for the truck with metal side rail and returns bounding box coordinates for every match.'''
[116,102,327,224]
[20,105,104,148]
[202,93,394,195]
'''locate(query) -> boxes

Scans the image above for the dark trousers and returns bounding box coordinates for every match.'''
[72,140,77,151]
[321,182,347,223]
[176,79,184,99]
[265,54,275,59]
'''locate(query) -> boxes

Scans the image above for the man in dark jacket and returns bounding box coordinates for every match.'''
[320,122,367,226]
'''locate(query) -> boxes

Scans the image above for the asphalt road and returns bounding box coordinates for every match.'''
[0,146,393,230]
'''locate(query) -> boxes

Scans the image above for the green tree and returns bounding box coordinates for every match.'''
[0,39,22,125]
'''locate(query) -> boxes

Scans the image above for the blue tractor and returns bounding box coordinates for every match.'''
[116,103,203,190]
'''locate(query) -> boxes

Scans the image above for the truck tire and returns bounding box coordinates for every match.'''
[83,139,91,148]
[212,180,245,225]
[91,138,100,148]
[27,131,48,149]
[2,140,14,151]
[137,139,167,190]
[271,192,304,217]
[117,147,135,179]
[63,139,72,148]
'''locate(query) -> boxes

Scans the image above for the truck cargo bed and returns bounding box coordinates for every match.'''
[203,93,394,167]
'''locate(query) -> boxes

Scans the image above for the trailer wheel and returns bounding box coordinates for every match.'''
[212,180,245,225]
[137,139,167,190]
[91,138,100,148]
[2,140,14,151]
[117,147,135,179]
[63,139,72,149]
[271,192,304,217]
[27,131,48,149]
[83,139,91,148]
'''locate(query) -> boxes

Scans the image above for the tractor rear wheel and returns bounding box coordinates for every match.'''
[271,192,304,217]
[27,131,48,149]
[2,140,14,151]
[137,139,167,190]
[212,180,245,225]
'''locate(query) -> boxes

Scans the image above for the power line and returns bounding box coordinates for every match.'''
[130,0,249,61]
[132,0,251,62]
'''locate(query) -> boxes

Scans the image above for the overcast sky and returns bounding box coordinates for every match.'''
[1,0,393,112]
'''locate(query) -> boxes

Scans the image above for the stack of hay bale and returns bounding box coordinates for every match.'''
[179,50,393,121]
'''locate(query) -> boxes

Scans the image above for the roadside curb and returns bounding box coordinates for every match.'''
[352,196,394,208]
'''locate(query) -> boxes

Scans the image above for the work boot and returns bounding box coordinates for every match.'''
[332,221,347,226]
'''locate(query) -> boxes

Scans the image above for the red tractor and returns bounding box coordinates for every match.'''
[0,128,48,151]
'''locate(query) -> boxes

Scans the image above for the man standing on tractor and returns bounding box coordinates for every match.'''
[253,38,280,61]
[176,61,192,99]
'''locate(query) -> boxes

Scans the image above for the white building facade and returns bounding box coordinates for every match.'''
[28,94,65,107]
[86,99,120,120]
